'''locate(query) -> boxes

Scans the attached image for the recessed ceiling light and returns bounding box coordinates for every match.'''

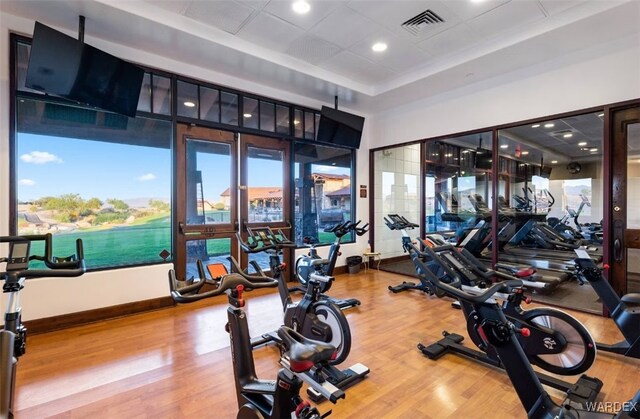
[372,42,388,52]
[544,123,555,128]
[590,148,598,152]
[551,160,558,164]
[578,142,587,146]
[445,153,453,157]
[292,0,310,14]
[521,151,529,155]
[500,144,508,149]
[243,113,252,118]
[531,124,540,128]
[293,119,300,125]
[563,133,573,138]
[184,101,195,108]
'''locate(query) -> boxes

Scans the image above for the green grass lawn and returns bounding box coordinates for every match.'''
[25,215,350,270]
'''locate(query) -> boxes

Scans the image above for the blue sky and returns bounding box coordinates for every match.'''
[17,133,348,205]
[17,133,171,202]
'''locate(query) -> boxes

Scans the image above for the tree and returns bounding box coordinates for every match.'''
[149,199,170,212]
[107,198,129,211]
[214,202,225,211]
[85,198,103,210]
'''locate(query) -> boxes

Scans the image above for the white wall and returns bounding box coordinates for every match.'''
[370,35,640,149]
[0,12,371,321]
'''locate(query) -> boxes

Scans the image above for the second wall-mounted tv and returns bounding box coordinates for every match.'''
[475,149,493,170]
[316,106,365,149]
[25,22,144,118]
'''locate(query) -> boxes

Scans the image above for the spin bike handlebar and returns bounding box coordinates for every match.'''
[350,220,369,236]
[384,214,419,231]
[0,234,86,282]
[408,241,523,305]
[324,220,351,234]
[168,259,278,304]
[237,227,296,254]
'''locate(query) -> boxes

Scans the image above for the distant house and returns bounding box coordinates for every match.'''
[325,185,351,209]
[312,173,350,210]
[220,187,283,210]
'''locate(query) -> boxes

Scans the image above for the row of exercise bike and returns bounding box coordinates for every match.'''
[385,214,640,418]
[1,214,638,418]
[168,220,370,418]
[0,222,366,419]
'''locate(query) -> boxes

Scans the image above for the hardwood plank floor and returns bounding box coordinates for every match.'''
[14,269,640,418]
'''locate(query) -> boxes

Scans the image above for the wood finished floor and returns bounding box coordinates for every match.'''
[14,269,640,418]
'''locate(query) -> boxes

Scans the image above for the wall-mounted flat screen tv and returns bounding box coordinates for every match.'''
[25,22,144,118]
[540,166,553,178]
[474,149,493,170]
[316,106,365,149]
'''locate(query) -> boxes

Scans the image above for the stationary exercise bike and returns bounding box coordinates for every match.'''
[1,234,86,419]
[399,236,603,407]
[384,215,448,296]
[168,261,345,418]
[574,249,640,359]
[238,226,369,401]
[292,220,369,310]
[413,248,640,418]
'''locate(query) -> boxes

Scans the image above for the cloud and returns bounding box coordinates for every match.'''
[20,151,63,164]
[18,179,35,186]
[136,173,156,181]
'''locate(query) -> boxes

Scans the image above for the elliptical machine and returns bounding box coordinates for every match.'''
[574,249,640,359]
[292,220,369,310]
[238,226,370,402]
[411,247,640,418]
[168,261,345,418]
[1,234,86,418]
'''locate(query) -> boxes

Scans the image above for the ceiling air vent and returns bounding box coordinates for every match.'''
[401,9,445,36]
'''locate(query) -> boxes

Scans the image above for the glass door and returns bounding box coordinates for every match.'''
[176,124,237,278]
[611,105,640,295]
[239,134,292,273]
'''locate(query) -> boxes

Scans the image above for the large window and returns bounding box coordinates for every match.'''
[15,99,172,269]
[294,143,354,246]
[11,35,353,274]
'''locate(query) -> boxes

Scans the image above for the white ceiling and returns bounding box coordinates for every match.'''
[1,0,638,112]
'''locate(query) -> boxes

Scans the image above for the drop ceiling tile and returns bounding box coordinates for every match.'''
[263,0,341,30]
[309,4,378,49]
[466,1,547,39]
[144,0,190,14]
[319,50,396,85]
[183,1,258,35]
[417,23,479,58]
[537,0,583,16]
[236,0,270,11]
[441,0,511,22]
[349,30,431,73]
[237,12,305,53]
[285,35,343,65]
[345,0,458,42]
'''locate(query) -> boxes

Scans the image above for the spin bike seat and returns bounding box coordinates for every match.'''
[621,293,640,306]
[277,327,336,372]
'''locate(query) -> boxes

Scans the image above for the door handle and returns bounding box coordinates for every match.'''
[613,219,624,262]
[614,238,622,262]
